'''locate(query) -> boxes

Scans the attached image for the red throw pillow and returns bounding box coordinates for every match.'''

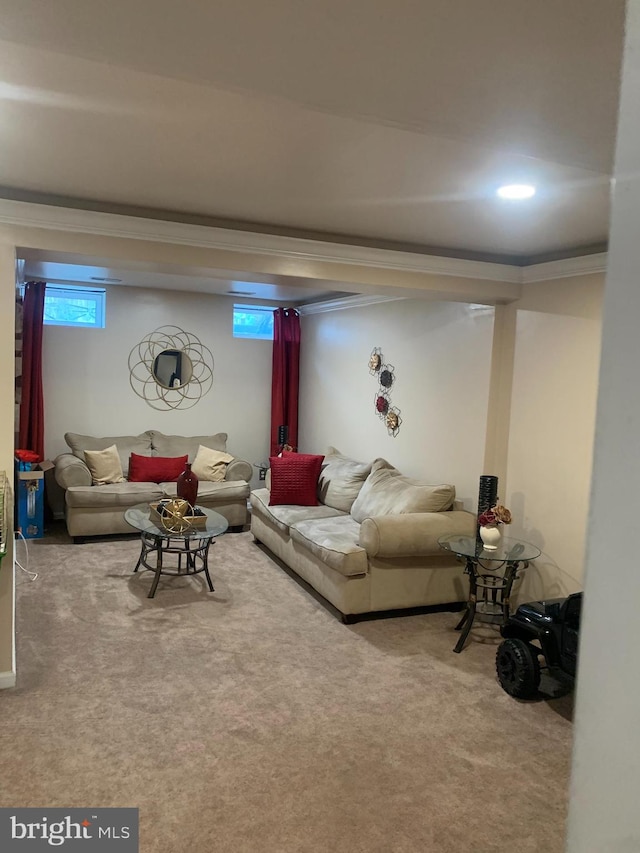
[269,453,324,506]
[128,453,188,483]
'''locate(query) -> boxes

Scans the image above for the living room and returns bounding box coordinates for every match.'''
[0,1,635,850]
[2,213,602,851]
[35,243,601,603]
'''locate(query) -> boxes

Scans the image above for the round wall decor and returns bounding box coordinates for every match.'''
[368,347,383,374]
[128,325,214,410]
[379,365,395,388]
[374,390,391,418]
[385,407,403,437]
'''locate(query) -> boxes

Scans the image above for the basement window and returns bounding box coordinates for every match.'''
[42,284,106,328]
[233,304,275,340]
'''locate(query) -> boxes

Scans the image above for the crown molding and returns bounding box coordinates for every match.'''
[0,198,608,290]
[0,198,523,282]
[521,252,608,283]
[298,294,406,315]
[301,250,610,313]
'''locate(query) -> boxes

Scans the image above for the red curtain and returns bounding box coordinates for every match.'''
[18,281,46,460]
[270,308,300,456]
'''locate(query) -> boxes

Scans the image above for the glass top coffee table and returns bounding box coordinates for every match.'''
[125,503,228,598]
[439,533,541,653]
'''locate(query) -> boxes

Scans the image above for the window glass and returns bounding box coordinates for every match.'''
[42,285,106,328]
[233,305,275,340]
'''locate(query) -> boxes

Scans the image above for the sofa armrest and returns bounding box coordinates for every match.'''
[54,453,92,489]
[359,510,476,559]
[225,458,253,483]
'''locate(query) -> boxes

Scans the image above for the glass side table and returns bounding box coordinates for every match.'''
[438,533,541,653]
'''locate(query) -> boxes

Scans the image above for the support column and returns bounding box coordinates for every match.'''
[482,303,516,493]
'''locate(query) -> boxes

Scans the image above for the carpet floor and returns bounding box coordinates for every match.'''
[1,526,574,852]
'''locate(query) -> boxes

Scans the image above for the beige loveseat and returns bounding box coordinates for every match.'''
[250,448,476,621]
[54,430,253,541]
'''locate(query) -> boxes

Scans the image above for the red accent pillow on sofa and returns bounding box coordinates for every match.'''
[269,453,324,506]
[128,453,188,483]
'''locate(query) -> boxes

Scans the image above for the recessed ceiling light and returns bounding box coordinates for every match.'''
[90,276,122,283]
[496,184,536,200]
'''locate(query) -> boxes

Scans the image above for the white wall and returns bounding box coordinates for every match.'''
[0,243,15,682]
[299,283,603,613]
[505,274,603,602]
[299,298,495,507]
[42,285,272,485]
[567,1,640,848]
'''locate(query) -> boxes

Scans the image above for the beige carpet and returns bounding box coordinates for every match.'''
[1,525,573,852]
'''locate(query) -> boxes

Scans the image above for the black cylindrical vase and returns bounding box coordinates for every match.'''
[477,475,498,545]
[277,425,289,447]
[477,475,498,517]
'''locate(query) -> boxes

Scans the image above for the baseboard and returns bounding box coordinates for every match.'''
[341,601,466,624]
[0,669,16,689]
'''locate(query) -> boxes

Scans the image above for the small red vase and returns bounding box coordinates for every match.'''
[176,462,199,508]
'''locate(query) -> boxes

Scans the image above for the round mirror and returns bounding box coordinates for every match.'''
[129,326,214,410]
[152,349,193,389]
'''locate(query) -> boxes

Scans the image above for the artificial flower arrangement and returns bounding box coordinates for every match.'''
[15,449,41,471]
[478,503,513,527]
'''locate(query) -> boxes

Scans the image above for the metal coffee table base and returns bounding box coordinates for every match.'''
[134,531,216,598]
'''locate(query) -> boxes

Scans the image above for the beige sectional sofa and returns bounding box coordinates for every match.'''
[250,448,476,621]
[54,430,252,540]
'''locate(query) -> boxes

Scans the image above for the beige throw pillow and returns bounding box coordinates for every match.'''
[317,446,373,512]
[350,460,455,523]
[83,444,126,485]
[191,445,234,482]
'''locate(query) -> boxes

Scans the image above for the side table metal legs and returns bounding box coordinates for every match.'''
[454,557,478,653]
[453,557,523,652]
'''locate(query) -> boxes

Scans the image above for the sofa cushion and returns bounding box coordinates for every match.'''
[65,482,163,509]
[128,453,188,483]
[65,432,153,475]
[269,454,324,506]
[317,447,373,512]
[350,461,455,523]
[359,511,475,558]
[83,444,126,485]
[289,516,368,577]
[250,487,345,534]
[191,445,235,482]
[161,479,250,504]
[148,431,227,460]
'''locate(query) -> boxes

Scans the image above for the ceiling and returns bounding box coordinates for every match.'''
[1,0,626,301]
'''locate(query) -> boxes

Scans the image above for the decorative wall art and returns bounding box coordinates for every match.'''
[368,347,383,375]
[374,390,391,418]
[379,364,395,389]
[385,406,403,437]
[368,347,402,436]
[128,325,214,410]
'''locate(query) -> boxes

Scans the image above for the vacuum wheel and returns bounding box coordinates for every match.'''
[496,638,541,699]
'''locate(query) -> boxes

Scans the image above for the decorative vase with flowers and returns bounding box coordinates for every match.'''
[478,503,512,550]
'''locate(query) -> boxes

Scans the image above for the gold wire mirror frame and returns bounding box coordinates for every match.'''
[128,326,214,410]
